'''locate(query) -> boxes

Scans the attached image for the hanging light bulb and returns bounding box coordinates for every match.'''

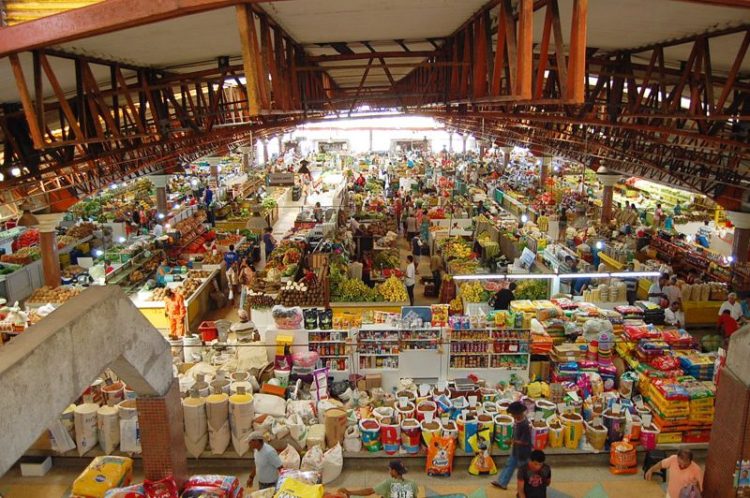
[11,167,21,177]
[521,214,529,224]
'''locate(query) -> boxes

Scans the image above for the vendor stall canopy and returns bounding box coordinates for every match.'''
[0,0,749,208]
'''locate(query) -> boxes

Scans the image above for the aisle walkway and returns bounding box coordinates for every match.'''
[0,457,678,498]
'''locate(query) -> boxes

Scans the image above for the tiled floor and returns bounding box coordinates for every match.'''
[0,456,677,498]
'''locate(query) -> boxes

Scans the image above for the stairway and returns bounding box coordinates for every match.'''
[2,0,103,26]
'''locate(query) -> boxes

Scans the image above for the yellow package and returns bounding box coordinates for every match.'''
[71,456,133,498]
[468,440,498,475]
[274,478,324,498]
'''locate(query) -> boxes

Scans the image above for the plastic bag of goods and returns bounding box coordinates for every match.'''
[71,456,133,498]
[118,400,141,454]
[274,478,324,498]
[301,444,325,473]
[143,476,178,498]
[585,421,608,451]
[321,444,343,484]
[280,445,301,470]
[103,484,146,498]
[307,424,326,450]
[288,413,309,449]
[303,308,319,330]
[277,469,322,486]
[609,439,638,474]
[426,435,456,477]
[183,475,242,498]
[292,351,320,369]
[531,419,550,450]
[254,393,287,418]
[180,487,229,498]
[271,305,304,330]
[468,440,498,476]
[75,402,100,456]
[206,392,230,454]
[343,425,362,453]
[182,396,208,458]
[97,405,120,455]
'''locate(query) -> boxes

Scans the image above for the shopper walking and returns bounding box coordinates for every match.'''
[430,248,443,295]
[645,449,702,498]
[492,401,532,489]
[246,432,282,490]
[405,212,417,241]
[517,450,552,498]
[405,255,416,306]
[653,203,664,228]
[262,227,276,266]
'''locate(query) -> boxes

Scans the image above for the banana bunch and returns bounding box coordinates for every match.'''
[377,275,409,302]
[459,281,485,303]
[442,238,472,260]
[449,297,463,313]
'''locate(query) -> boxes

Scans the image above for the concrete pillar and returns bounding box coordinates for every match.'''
[369,129,374,152]
[725,211,750,264]
[448,131,454,153]
[276,135,283,156]
[502,147,512,170]
[462,134,468,154]
[150,175,169,215]
[540,156,552,191]
[136,380,189,487]
[596,167,621,225]
[39,230,61,288]
[262,139,269,165]
[704,326,750,497]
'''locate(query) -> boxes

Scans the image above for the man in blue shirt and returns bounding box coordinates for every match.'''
[224,244,238,268]
[246,432,282,490]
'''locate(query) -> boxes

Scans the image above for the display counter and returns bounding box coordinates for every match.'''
[130,268,219,333]
[683,301,722,326]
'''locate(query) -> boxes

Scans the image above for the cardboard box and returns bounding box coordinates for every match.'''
[365,374,382,390]
[20,456,52,477]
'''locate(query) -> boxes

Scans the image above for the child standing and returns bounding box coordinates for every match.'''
[517,450,552,498]
[492,401,532,489]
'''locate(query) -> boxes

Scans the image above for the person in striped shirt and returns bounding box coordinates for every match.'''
[696,220,713,248]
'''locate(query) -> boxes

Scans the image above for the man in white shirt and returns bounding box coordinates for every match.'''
[664,301,685,328]
[405,255,416,306]
[719,292,744,322]
[662,276,682,306]
[648,274,668,305]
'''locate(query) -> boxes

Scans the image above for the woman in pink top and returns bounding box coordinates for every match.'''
[645,449,703,498]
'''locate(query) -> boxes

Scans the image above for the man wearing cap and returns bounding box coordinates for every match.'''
[246,432,282,490]
[339,460,418,498]
[231,309,259,340]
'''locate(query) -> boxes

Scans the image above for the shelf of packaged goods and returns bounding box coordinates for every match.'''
[449,352,489,356]
[400,338,438,342]
[359,339,399,343]
[357,353,399,357]
[599,252,626,271]
[489,352,529,356]
[309,340,347,344]
[318,355,349,358]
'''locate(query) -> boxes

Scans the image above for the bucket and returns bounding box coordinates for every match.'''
[396,390,417,404]
[359,418,382,452]
[274,369,290,388]
[325,408,348,448]
[395,401,416,422]
[536,399,556,419]
[493,414,514,450]
[442,420,458,440]
[210,379,230,395]
[199,321,218,342]
[457,412,478,454]
[602,409,626,444]
[183,335,203,363]
[482,402,498,415]
[479,388,497,403]
[496,400,511,415]
[416,400,437,422]
[547,416,564,448]
[626,415,642,442]
[585,421,608,451]
[169,338,183,359]
[421,419,442,446]
[640,424,660,451]
[562,412,584,450]
[373,406,395,425]
[123,387,137,400]
[102,381,125,406]
[531,420,550,450]
[381,423,401,455]
[400,419,421,454]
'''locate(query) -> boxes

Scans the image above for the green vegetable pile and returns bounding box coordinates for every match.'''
[514,279,549,300]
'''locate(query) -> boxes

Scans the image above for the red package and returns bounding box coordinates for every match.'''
[180,487,228,498]
[144,477,179,498]
[183,476,242,498]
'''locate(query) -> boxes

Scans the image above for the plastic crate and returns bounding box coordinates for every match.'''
[198,321,218,342]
